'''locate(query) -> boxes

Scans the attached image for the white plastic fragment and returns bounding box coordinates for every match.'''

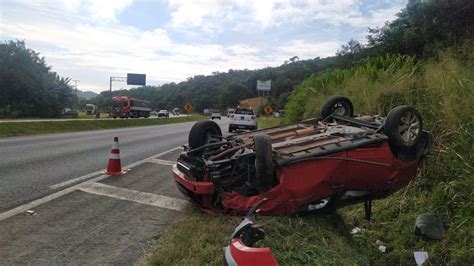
[350,227,363,234]
[378,245,387,253]
[414,251,428,266]
[24,210,36,215]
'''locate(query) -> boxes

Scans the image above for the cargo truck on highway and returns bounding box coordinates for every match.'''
[85,104,98,115]
[111,96,152,118]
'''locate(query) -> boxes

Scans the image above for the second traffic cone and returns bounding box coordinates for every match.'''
[105,137,123,176]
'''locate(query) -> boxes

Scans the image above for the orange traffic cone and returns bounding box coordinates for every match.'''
[105,137,124,176]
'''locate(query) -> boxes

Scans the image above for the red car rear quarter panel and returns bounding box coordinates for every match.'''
[346,143,419,190]
[279,153,347,212]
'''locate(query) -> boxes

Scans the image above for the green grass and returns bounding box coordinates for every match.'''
[258,116,282,129]
[144,208,371,265]
[0,115,206,137]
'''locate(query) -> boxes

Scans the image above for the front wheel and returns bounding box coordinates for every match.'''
[188,121,222,149]
[384,106,423,149]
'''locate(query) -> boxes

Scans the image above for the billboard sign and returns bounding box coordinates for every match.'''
[127,73,146,86]
[257,80,271,91]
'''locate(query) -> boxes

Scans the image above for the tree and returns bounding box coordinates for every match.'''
[0,40,77,117]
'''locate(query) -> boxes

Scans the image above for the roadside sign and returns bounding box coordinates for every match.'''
[184,103,192,112]
[126,73,146,85]
[257,80,271,91]
[264,105,273,115]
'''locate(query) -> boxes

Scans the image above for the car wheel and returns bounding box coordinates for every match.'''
[228,125,233,133]
[188,121,222,149]
[384,105,423,149]
[320,96,354,119]
[253,134,274,192]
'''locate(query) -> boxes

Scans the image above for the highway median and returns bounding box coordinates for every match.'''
[0,115,206,138]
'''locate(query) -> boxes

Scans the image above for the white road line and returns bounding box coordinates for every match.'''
[0,174,108,222]
[49,146,183,190]
[49,171,104,190]
[148,158,176,166]
[0,145,183,222]
[78,182,188,212]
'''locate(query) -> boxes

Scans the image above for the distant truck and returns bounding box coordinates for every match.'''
[111,96,152,118]
[203,109,212,116]
[85,104,98,115]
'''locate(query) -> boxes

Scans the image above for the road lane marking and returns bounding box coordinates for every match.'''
[0,174,108,222]
[148,158,176,166]
[78,182,188,212]
[49,146,183,190]
[1,146,183,222]
[49,171,104,190]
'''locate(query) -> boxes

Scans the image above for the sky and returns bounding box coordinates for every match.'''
[0,0,407,93]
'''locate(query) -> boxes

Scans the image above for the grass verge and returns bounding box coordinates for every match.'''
[0,115,206,137]
[258,116,281,129]
[144,207,375,265]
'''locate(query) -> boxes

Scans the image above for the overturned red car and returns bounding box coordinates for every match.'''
[172,96,432,217]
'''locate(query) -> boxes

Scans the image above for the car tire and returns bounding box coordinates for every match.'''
[384,105,423,149]
[188,121,222,149]
[228,125,233,133]
[320,96,354,119]
[253,134,274,192]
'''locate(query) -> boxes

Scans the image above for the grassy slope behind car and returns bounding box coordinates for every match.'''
[0,115,205,137]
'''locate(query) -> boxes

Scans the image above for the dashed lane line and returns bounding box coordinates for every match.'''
[78,182,188,212]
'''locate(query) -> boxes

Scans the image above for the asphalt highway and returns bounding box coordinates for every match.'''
[0,117,229,212]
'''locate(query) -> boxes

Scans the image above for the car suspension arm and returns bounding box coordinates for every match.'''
[209,143,253,161]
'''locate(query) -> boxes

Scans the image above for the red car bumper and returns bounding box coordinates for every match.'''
[224,239,278,266]
[172,164,214,195]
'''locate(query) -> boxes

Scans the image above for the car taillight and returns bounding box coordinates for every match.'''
[251,116,256,119]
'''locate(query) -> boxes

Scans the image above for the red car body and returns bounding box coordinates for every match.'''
[172,140,420,215]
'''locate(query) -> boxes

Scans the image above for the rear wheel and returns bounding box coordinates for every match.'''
[384,106,422,149]
[188,121,222,149]
[320,96,354,119]
[253,134,274,192]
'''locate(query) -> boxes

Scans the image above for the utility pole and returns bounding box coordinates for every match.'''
[72,80,80,94]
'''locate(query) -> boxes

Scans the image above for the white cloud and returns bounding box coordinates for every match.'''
[87,0,134,23]
[165,0,404,31]
[166,0,232,28]
[277,40,342,60]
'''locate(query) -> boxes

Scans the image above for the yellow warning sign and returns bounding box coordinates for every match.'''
[264,105,273,115]
[184,103,192,112]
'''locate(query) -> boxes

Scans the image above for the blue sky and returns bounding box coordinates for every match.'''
[0,0,407,93]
